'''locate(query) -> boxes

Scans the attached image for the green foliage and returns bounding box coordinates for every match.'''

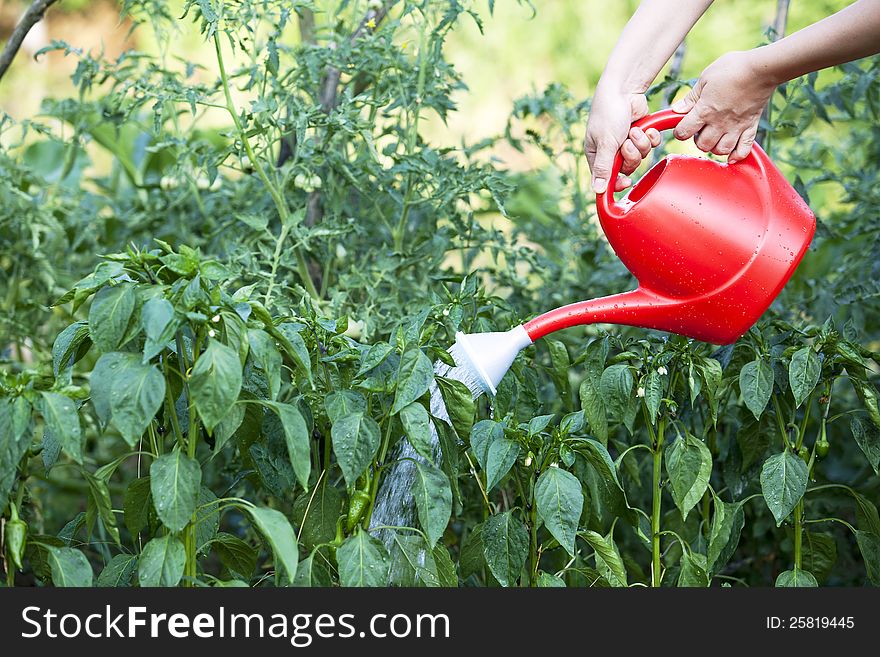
[0,1,878,589]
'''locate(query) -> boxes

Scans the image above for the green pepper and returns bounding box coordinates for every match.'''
[815,420,830,459]
[798,445,810,464]
[5,503,27,571]
[346,490,372,532]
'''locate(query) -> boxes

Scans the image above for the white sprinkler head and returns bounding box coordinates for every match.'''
[452,325,533,396]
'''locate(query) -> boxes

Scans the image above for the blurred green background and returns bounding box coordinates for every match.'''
[0,0,853,150]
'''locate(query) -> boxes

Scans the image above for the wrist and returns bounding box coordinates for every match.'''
[597,72,649,97]
[744,46,787,88]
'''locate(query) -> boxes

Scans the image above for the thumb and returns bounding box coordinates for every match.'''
[671,91,697,114]
[671,81,703,114]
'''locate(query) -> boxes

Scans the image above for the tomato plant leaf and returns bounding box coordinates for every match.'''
[44,545,93,587]
[535,467,583,557]
[190,339,242,434]
[142,297,176,362]
[665,432,712,520]
[88,283,136,353]
[678,551,709,587]
[246,506,299,584]
[337,528,389,587]
[400,402,434,460]
[124,477,152,537]
[97,554,138,587]
[851,417,880,475]
[460,523,486,579]
[707,496,745,575]
[91,352,166,447]
[411,461,452,546]
[212,533,257,579]
[39,392,83,464]
[436,376,475,439]
[52,320,91,376]
[760,451,808,526]
[264,401,311,490]
[788,346,821,407]
[581,529,627,587]
[578,376,608,444]
[248,329,282,401]
[84,470,121,545]
[643,369,663,422]
[739,358,774,420]
[138,535,186,587]
[324,390,367,423]
[482,510,528,587]
[392,346,434,414]
[775,569,818,587]
[855,530,880,585]
[485,434,520,491]
[331,412,381,486]
[469,419,503,471]
[599,364,633,423]
[293,553,332,587]
[292,478,343,552]
[150,448,202,533]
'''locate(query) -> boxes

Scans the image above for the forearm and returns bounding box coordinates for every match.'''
[751,0,880,85]
[598,0,714,93]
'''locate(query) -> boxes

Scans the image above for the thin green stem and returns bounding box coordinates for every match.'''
[804,517,857,533]
[212,32,318,302]
[772,395,791,450]
[528,482,539,587]
[651,422,664,587]
[181,328,202,586]
[363,416,395,529]
[393,18,429,252]
[793,499,803,572]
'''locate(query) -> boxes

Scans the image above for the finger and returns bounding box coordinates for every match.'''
[694,126,722,153]
[583,133,597,170]
[645,128,662,147]
[673,109,705,141]
[728,129,757,164]
[614,174,632,192]
[629,127,653,158]
[620,139,643,175]
[590,138,617,194]
[671,80,704,114]
[671,90,697,115]
[713,132,739,157]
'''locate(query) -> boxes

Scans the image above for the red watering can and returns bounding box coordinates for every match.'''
[452,108,816,395]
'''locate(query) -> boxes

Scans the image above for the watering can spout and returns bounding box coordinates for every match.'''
[523,288,671,342]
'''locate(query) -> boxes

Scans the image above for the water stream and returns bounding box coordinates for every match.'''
[369,342,487,582]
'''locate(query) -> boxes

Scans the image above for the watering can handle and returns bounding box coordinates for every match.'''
[596,108,684,221]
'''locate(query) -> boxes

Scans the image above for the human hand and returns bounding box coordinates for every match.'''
[584,87,661,193]
[671,50,777,163]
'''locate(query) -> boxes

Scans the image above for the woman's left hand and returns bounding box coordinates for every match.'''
[671,50,778,163]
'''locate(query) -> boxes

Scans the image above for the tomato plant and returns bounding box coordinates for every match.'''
[1,1,879,587]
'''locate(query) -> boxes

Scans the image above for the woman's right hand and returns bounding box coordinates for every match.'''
[584,86,661,194]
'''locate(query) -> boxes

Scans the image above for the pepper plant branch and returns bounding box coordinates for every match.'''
[0,0,59,83]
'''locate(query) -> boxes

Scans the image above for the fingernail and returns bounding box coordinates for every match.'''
[593,177,607,193]
[671,100,687,113]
